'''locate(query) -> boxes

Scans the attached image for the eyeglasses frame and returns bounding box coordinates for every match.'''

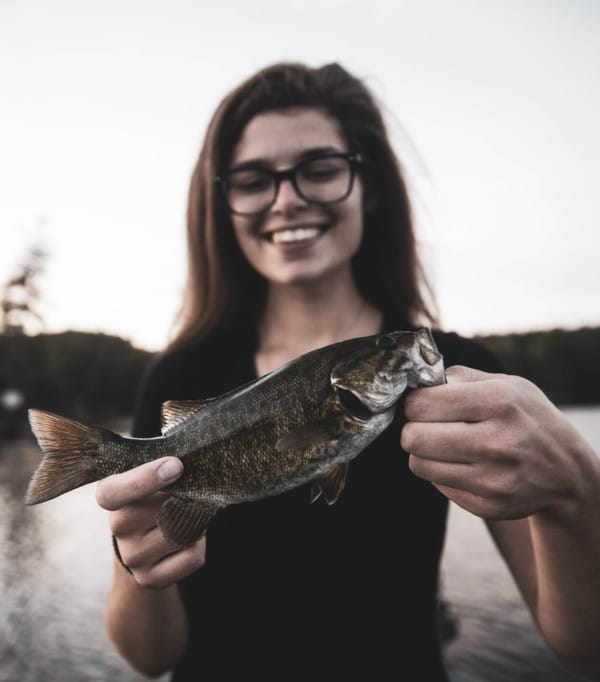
[215,152,365,216]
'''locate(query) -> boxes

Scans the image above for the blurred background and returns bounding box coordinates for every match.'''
[1,0,598,680]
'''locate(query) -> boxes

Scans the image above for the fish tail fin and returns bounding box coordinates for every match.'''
[25,409,114,505]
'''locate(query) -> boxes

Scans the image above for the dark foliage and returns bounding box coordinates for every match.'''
[0,325,597,438]
[0,332,153,423]
[476,326,600,405]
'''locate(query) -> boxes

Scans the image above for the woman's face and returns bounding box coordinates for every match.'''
[227,107,365,288]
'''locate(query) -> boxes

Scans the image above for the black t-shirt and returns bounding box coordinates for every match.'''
[132,323,501,681]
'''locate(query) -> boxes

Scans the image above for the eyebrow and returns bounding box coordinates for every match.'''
[229,146,346,172]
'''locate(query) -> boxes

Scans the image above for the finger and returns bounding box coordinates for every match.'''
[109,493,167,536]
[445,365,499,384]
[433,484,509,522]
[407,457,505,505]
[408,455,475,490]
[401,421,478,463]
[135,537,207,590]
[96,457,183,511]
[117,526,181,570]
[404,374,505,423]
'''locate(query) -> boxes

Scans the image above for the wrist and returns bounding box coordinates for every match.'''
[538,436,600,526]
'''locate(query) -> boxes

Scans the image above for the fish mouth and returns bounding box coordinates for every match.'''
[334,386,374,423]
[261,224,329,244]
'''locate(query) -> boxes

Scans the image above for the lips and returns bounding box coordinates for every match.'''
[262,224,327,244]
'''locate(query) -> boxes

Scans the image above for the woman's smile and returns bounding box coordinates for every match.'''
[261,222,329,245]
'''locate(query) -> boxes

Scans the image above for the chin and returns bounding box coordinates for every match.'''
[267,263,345,288]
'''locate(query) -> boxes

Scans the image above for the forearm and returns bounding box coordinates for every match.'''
[527,436,600,676]
[403,368,600,677]
[106,559,189,677]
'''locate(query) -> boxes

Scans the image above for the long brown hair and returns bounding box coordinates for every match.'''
[168,62,437,352]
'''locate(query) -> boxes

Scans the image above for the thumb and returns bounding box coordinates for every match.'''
[96,457,183,511]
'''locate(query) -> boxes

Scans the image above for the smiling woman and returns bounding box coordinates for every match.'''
[96,61,496,682]
[97,61,600,682]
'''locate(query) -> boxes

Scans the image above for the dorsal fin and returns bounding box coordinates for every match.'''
[161,399,213,434]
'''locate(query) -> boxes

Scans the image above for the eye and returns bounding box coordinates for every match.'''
[228,169,271,193]
[376,334,397,349]
[300,158,346,182]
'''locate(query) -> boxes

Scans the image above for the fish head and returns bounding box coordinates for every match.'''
[330,328,446,419]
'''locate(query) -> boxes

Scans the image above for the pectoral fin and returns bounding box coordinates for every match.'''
[275,419,342,454]
[310,463,349,505]
[157,496,220,547]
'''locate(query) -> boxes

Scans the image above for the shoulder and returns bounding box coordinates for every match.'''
[431,329,503,373]
[141,333,241,400]
[132,335,240,437]
[142,341,209,390]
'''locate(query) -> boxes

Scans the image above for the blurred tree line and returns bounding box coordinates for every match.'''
[477,327,600,405]
[0,332,152,423]
[0,326,597,425]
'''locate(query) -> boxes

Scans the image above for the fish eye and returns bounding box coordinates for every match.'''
[376,334,397,349]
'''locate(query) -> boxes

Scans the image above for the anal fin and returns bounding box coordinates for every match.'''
[157,496,220,547]
[310,463,349,506]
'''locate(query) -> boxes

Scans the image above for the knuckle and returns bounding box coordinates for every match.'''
[108,511,127,536]
[494,384,516,414]
[134,570,156,590]
[407,454,425,478]
[122,544,145,569]
[465,491,505,521]
[189,540,207,569]
[96,478,118,510]
[402,393,418,421]
[493,379,529,419]
[475,472,519,516]
[446,365,467,380]
[480,478,508,502]
[400,423,415,453]
[478,502,504,522]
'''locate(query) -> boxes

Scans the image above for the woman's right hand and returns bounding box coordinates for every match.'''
[96,457,206,590]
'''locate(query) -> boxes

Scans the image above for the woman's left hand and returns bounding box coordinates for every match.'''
[400,365,590,521]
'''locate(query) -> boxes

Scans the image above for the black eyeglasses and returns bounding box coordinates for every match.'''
[215,152,364,216]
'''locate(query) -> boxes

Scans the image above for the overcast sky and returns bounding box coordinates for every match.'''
[2,0,599,351]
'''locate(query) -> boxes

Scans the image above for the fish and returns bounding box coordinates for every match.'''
[25,327,446,547]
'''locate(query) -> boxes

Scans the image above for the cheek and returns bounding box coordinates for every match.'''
[336,198,365,255]
[232,218,259,259]
[231,217,246,246]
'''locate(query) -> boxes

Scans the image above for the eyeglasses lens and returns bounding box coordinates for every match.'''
[225,155,353,215]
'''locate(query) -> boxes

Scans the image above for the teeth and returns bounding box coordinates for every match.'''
[271,227,321,244]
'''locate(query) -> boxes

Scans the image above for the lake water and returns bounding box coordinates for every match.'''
[1,406,598,682]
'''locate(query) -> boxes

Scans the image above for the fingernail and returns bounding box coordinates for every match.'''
[158,458,183,482]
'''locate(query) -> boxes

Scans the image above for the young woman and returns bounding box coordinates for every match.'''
[97,62,600,680]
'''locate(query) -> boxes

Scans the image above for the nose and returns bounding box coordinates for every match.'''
[270,177,306,214]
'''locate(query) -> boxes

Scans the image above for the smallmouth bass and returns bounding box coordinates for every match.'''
[25,328,446,546]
